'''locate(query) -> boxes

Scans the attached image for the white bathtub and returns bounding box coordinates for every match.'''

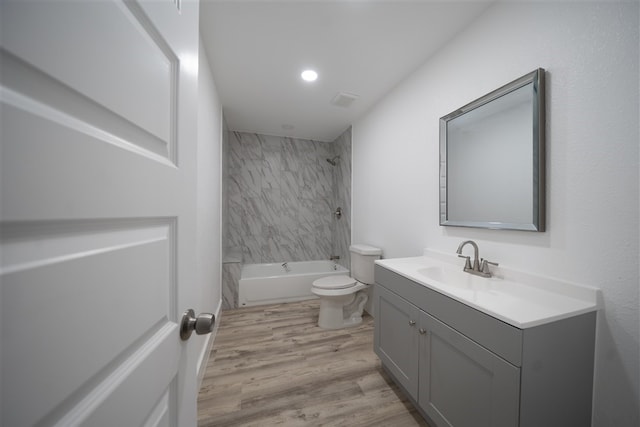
[238,260,350,307]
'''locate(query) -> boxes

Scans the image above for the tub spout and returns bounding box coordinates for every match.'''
[281,262,290,273]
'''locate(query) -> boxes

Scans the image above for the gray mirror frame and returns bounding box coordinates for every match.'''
[439,68,546,232]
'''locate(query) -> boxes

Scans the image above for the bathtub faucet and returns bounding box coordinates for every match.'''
[329,255,340,261]
[281,262,290,273]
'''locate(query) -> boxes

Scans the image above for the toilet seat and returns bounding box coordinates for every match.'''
[312,275,356,290]
[311,276,368,298]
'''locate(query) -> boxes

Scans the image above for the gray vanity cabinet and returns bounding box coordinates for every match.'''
[375,284,519,427]
[374,264,597,427]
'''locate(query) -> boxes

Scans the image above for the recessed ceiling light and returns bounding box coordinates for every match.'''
[301,69,318,82]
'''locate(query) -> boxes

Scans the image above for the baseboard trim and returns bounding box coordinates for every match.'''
[197,299,222,391]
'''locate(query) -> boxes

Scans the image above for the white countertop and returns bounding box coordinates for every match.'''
[375,251,601,329]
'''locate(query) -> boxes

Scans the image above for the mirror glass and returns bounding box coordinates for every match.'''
[440,69,545,231]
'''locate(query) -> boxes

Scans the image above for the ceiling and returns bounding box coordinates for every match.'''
[200,1,493,142]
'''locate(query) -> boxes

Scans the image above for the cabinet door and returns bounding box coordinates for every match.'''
[419,312,520,427]
[374,284,421,399]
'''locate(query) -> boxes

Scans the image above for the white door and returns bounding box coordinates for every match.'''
[1,0,202,425]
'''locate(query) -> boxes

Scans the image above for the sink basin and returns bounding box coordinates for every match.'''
[417,266,492,290]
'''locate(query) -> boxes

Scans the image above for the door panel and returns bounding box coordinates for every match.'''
[75,326,179,427]
[419,313,520,427]
[0,0,199,425]
[1,220,177,426]
[1,97,177,221]
[2,0,175,146]
[373,285,420,399]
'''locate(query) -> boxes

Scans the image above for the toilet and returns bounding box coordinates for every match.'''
[311,244,382,329]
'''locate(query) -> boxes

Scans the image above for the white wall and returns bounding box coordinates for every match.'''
[195,38,223,382]
[352,2,639,426]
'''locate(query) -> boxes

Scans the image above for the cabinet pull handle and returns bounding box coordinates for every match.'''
[419,328,427,334]
[409,320,416,326]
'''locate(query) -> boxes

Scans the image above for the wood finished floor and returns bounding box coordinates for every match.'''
[197,299,430,427]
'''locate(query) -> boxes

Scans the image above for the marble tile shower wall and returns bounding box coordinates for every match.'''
[227,132,340,264]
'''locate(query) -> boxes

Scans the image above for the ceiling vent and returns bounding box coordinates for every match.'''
[331,92,359,108]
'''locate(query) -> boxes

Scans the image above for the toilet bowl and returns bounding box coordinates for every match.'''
[311,275,369,329]
[311,244,382,330]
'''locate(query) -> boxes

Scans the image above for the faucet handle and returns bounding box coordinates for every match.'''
[457,254,472,270]
[480,258,499,274]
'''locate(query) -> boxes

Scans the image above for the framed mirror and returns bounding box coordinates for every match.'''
[439,68,545,231]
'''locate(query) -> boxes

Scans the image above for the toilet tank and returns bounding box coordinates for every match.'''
[350,244,382,284]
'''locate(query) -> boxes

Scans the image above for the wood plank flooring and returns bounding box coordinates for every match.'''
[197,299,430,427]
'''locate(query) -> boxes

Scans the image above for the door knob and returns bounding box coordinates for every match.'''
[180,309,215,341]
[419,328,427,334]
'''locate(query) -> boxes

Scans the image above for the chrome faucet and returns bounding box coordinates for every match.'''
[281,262,290,273]
[329,255,340,261]
[456,240,498,278]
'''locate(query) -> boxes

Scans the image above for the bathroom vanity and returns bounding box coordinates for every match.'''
[373,253,600,427]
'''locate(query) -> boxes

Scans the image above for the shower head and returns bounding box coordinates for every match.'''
[326,156,340,166]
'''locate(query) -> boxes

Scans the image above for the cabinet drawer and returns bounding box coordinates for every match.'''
[375,265,523,366]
